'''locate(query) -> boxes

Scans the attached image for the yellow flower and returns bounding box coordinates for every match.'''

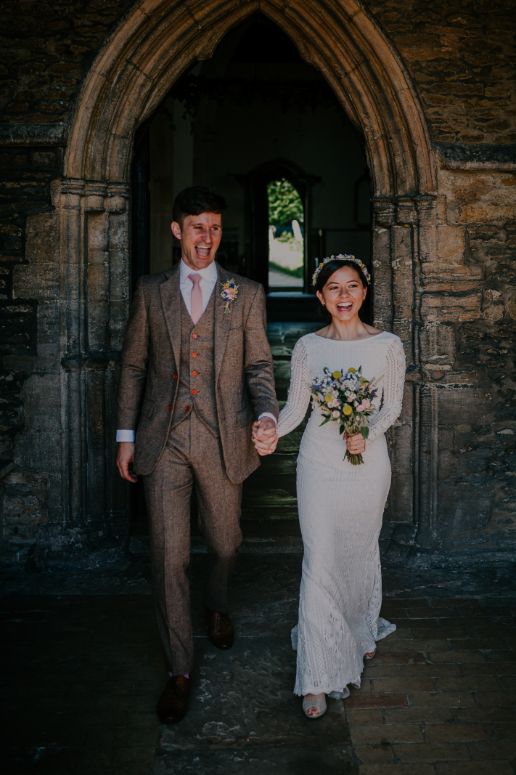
[343,404,353,416]
[332,370,341,379]
[324,394,333,404]
[348,367,357,374]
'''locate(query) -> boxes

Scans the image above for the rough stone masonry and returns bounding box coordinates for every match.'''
[0,0,514,567]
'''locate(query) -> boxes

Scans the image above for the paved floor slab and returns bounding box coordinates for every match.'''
[155,638,355,773]
[2,552,516,774]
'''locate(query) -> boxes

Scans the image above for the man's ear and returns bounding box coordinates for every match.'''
[171,221,182,240]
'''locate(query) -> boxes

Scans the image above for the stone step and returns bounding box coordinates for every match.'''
[242,320,319,528]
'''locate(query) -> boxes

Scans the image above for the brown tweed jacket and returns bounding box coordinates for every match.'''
[116,263,278,483]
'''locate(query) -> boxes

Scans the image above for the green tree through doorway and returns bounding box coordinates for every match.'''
[267,178,304,290]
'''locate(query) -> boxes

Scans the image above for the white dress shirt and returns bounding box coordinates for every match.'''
[116,260,276,442]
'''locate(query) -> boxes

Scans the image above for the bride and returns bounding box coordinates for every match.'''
[254,254,406,719]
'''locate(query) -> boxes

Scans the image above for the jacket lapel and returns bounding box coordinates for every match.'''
[159,267,181,366]
[214,264,233,379]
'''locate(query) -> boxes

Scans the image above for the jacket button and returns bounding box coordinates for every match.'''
[171,372,178,381]
[191,388,199,396]
[191,370,199,377]
[191,351,198,358]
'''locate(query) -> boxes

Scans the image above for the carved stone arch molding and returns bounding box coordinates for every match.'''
[44,0,439,548]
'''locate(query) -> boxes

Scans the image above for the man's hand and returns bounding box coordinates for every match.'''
[116,442,138,483]
[252,417,278,456]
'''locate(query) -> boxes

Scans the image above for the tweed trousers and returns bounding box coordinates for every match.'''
[143,412,243,674]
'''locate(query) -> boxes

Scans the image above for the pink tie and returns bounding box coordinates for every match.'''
[188,273,202,324]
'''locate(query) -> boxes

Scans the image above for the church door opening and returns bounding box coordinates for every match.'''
[129,13,372,538]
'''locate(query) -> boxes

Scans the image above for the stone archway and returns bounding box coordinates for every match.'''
[43,0,440,548]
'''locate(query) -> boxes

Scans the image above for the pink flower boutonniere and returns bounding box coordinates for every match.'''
[220,278,239,314]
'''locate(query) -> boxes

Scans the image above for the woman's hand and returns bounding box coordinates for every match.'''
[345,432,365,456]
[252,418,278,456]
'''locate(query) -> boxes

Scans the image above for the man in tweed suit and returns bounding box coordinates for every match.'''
[116,187,278,723]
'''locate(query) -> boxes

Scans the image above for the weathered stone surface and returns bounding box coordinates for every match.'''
[369,2,516,145]
[0,0,515,567]
[439,169,516,224]
[421,292,482,323]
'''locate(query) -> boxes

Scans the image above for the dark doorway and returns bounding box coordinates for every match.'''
[129,12,372,537]
[133,12,371,291]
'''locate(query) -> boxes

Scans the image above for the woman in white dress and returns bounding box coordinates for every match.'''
[276,255,406,719]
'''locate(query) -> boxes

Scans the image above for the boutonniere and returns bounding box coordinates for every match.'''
[220,278,239,314]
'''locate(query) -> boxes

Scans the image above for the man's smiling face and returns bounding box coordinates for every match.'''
[171,211,222,270]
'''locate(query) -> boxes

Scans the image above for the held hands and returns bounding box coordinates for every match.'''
[344,432,366,456]
[252,417,278,456]
[116,442,138,483]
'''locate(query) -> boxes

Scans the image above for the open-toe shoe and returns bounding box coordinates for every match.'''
[302,693,327,719]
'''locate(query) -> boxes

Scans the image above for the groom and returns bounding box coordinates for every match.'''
[116,186,278,723]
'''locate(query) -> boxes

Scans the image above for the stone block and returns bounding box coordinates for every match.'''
[504,288,516,320]
[13,261,60,300]
[353,743,396,764]
[434,764,513,775]
[435,223,465,265]
[391,741,471,762]
[439,170,516,224]
[1,467,49,542]
[350,721,424,743]
[421,292,481,323]
[419,323,456,365]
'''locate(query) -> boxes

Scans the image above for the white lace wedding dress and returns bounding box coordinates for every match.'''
[278,331,406,697]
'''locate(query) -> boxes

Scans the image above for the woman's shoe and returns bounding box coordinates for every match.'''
[302,693,327,719]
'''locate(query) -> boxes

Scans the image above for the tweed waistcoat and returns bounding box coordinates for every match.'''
[170,291,218,435]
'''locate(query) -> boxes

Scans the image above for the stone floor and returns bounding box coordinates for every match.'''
[2,551,516,775]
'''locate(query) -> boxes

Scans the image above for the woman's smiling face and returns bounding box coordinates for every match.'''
[316,265,367,321]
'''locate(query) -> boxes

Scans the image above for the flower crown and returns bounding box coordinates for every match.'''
[312,254,371,287]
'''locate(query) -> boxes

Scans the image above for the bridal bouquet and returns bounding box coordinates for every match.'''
[311,366,380,465]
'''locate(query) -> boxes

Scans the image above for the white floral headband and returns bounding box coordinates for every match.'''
[312,253,371,287]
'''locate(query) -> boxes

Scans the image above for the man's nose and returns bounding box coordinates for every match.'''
[200,228,212,244]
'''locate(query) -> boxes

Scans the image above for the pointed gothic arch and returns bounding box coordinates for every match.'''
[48,0,439,545]
[64,0,435,195]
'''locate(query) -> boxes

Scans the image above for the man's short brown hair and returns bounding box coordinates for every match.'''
[172,186,226,224]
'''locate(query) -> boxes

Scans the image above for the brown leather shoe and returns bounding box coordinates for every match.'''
[156,675,191,724]
[206,608,234,649]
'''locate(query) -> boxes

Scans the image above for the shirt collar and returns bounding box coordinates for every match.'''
[180,258,218,284]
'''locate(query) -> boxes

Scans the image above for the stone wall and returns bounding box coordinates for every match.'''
[0,0,514,565]
[439,173,516,551]
[369,0,516,146]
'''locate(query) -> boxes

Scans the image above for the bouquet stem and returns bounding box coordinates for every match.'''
[345,451,364,465]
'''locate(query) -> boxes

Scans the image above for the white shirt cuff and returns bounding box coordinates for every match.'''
[257,412,277,425]
[116,430,135,443]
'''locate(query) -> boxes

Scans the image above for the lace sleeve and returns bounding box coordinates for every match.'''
[368,337,406,442]
[278,338,312,438]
